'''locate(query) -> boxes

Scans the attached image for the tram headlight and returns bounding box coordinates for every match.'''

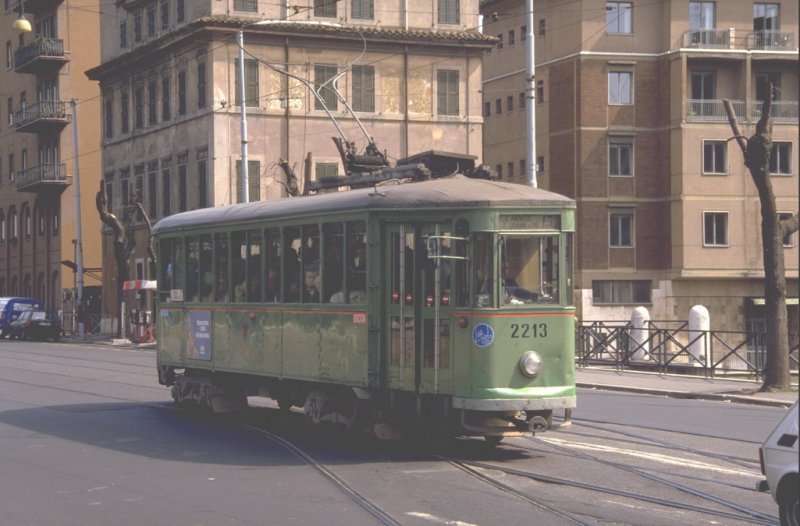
[519,351,543,378]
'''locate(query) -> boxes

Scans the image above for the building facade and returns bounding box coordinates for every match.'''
[87,0,493,332]
[481,0,799,333]
[0,0,103,327]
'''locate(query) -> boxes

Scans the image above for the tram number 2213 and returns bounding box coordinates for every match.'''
[510,323,548,338]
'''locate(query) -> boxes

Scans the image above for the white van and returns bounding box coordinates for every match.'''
[758,401,799,526]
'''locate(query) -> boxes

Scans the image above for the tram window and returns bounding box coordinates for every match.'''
[247,230,263,303]
[301,224,320,303]
[347,221,367,304]
[214,233,229,302]
[264,227,280,302]
[473,233,494,307]
[322,223,345,303]
[185,236,199,302]
[199,234,213,302]
[158,238,174,301]
[455,220,469,307]
[500,234,560,306]
[283,226,301,302]
[231,231,247,302]
[172,240,185,296]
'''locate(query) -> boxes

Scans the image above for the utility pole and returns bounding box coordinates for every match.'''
[525,0,537,187]
[237,29,250,203]
[70,99,85,338]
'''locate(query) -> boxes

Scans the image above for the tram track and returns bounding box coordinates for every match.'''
[565,418,761,468]
[242,422,402,526]
[439,456,598,526]
[451,458,777,526]
[519,435,777,525]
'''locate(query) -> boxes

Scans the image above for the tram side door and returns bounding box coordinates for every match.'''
[385,223,453,395]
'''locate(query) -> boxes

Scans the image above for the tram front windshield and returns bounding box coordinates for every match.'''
[474,233,564,307]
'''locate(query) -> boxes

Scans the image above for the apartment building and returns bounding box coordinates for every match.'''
[86,0,493,331]
[0,0,102,324]
[481,0,799,333]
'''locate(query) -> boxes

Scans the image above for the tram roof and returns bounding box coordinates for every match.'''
[153,176,574,234]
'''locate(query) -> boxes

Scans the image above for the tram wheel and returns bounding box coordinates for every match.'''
[484,435,504,446]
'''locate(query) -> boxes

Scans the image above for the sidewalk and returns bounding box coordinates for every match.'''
[60,335,797,408]
[577,366,798,408]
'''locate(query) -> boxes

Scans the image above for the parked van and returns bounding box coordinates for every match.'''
[758,401,799,526]
[0,297,44,338]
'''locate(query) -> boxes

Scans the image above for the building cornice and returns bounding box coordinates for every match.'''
[87,16,497,81]
[536,48,798,70]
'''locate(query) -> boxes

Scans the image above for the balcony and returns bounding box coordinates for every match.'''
[746,30,795,51]
[6,0,62,16]
[683,29,731,49]
[118,0,150,12]
[686,99,798,124]
[751,100,799,123]
[15,100,70,134]
[15,164,70,194]
[686,99,744,122]
[13,37,68,75]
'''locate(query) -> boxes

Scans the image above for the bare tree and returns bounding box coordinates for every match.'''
[723,92,799,391]
[96,181,136,338]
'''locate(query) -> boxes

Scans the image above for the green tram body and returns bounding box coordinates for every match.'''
[154,176,576,438]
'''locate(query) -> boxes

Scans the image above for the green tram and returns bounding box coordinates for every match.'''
[154,175,576,441]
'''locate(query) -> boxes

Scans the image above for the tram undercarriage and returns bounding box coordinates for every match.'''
[163,367,562,442]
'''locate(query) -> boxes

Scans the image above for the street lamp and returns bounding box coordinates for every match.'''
[12,2,32,33]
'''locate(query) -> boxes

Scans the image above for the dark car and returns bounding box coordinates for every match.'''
[8,310,61,342]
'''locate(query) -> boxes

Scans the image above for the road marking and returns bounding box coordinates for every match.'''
[406,512,479,526]
[537,436,758,477]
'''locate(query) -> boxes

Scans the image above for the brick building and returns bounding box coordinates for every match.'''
[481,0,798,334]
[0,0,103,328]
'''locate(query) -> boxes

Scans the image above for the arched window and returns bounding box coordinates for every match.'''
[53,203,59,235]
[0,277,5,296]
[35,200,45,238]
[9,209,18,240]
[23,274,32,297]
[10,275,18,295]
[0,210,5,244]
[23,205,31,240]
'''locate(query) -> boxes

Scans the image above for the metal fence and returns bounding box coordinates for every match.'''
[576,320,800,379]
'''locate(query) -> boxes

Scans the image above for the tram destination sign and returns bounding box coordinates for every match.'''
[500,215,560,230]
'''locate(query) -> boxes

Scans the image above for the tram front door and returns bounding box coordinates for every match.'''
[385,223,453,395]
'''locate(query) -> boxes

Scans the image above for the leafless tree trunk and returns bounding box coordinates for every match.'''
[96,181,136,338]
[723,93,799,391]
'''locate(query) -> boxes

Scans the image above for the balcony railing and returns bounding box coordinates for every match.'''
[751,100,799,123]
[747,30,795,50]
[683,29,731,49]
[686,99,744,122]
[15,100,70,133]
[13,37,67,74]
[686,99,798,124]
[15,164,70,193]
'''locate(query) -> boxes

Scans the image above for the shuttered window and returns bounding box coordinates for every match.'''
[352,0,373,20]
[235,59,259,108]
[314,0,336,17]
[314,64,338,111]
[352,66,374,112]
[438,0,460,25]
[236,161,261,203]
[234,0,257,12]
[437,70,459,116]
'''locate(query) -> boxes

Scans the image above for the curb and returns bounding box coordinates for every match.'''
[578,383,795,408]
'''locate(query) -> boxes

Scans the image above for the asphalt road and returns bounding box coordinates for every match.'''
[0,341,788,526]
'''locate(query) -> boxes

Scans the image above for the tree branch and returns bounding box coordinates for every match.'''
[781,212,800,237]
[722,99,748,154]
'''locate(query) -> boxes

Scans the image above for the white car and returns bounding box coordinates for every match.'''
[758,401,799,526]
